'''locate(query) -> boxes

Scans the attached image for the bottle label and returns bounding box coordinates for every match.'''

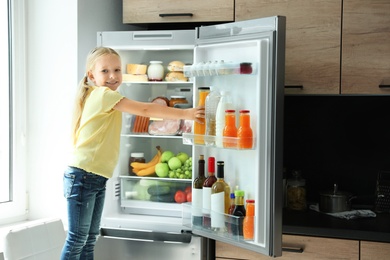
[211,192,225,228]
[192,189,203,217]
[202,187,212,213]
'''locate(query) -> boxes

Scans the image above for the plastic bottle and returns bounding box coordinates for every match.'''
[223,109,238,148]
[215,91,234,147]
[237,110,253,149]
[232,190,246,236]
[192,155,206,226]
[204,86,221,146]
[243,199,255,240]
[194,87,210,144]
[211,161,231,231]
[202,157,217,228]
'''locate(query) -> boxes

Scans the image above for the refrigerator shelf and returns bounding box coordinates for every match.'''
[121,133,184,139]
[123,81,192,85]
[182,133,255,150]
[183,62,257,77]
[119,175,191,183]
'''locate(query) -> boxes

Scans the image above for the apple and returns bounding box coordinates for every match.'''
[168,157,182,170]
[160,151,175,163]
[176,152,189,164]
[155,162,169,178]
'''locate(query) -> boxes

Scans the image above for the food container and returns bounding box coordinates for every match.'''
[319,184,355,213]
[286,170,307,210]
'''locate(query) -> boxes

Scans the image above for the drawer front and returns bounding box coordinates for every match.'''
[123,0,234,24]
[361,241,390,260]
[216,235,359,260]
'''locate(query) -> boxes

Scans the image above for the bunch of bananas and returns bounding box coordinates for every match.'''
[131,146,162,177]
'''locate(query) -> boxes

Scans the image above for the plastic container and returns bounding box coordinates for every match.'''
[286,170,307,211]
[169,96,188,107]
[129,152,145,175]
[147,61,164,81]
[204,86,221,146]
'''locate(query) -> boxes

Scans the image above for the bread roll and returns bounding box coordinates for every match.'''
[167,61,185,72]
[165,71,188,82]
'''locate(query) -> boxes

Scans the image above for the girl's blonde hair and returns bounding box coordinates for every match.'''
[71,47,121,145]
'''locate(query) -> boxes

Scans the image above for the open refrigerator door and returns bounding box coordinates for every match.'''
[181,16,286,257]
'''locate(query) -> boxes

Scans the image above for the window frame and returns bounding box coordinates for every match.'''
[0,0,28,225]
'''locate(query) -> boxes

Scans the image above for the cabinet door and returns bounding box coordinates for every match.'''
[216,235,359,260]
[123,0,234,24]
[341,0,390,94]
[361,241,390,260]
[235,0,342,94]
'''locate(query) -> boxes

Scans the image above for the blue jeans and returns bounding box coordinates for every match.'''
[61,166,108,260]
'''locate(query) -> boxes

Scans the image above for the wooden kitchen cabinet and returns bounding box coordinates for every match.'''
[123,0,234,24]
[235,0,342,95]
[341,0,390,94]
[216,235,359,259]
[360,241,390,260]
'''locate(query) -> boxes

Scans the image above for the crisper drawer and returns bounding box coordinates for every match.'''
[216,235,359,260]
[120,176,192,218]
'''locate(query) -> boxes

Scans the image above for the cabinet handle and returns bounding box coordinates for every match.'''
[285,85,303,89]
[282,246,304,253]
[159,13,193,18]
[379,84,390,88]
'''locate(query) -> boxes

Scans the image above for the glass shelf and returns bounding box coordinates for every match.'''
[183,62,257,78]
[123,81,193,85]
[182,133,255,150]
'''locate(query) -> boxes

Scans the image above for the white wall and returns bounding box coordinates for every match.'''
[26,0,138,221]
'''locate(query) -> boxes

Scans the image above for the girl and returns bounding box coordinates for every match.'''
[61,47,204,260]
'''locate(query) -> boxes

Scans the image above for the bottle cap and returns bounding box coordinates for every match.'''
[246,199,255,203]
[130,153,144,157]
[234,190,245,197]
[230,193,235,199]
[239,110,250,113]
[208,157,215,173]
[225,109,235,113]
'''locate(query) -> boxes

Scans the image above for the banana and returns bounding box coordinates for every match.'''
[131,146,162,170]
[135,165,157,177]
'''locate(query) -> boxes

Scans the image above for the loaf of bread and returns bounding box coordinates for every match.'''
[167,61,185,72]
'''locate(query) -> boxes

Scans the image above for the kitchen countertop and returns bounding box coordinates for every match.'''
[282,208,390,243]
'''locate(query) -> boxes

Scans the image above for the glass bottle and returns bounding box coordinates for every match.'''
[223,109,237,148]
[232,190,246,236]
[211,161,231,231]
[204,86,221,146]
[202,157,217,228]
[286,170,307,211]
[237,110,253,149]
[215,90,234,147]
[243,199,255,240]
[194,87,210,144]
[147,61,164,81]
[129,153,145,175]
[192,155,206,226]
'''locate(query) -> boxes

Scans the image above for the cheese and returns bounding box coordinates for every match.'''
[122,74,148,82]
[127,64,147,74]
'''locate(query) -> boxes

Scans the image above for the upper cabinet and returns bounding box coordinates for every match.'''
[341,0,390,94]
[235,0,342,95]
[123,0,234,24]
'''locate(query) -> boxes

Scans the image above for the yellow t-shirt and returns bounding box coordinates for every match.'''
[70,86,125,178]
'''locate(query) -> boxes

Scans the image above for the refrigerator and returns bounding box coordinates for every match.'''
[97,16,286,259]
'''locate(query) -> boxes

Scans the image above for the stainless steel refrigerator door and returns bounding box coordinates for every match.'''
[186,16,285,257]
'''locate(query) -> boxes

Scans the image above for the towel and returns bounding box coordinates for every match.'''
[309,204,376,220]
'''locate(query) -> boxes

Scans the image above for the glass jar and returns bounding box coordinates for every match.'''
[147,61,164,81]
[129,152,145,175]
[286,170,307,210]
[169,96,188,107]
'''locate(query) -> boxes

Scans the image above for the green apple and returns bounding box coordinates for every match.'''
[155,162,169,178]
[168,157,182,170]
[160,151,175,163]
[176,152,189,164]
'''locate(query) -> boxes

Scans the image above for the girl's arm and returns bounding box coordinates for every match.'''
[114,97,205,123]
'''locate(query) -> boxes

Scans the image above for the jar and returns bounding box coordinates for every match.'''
[129,152,145,175]
[169,96,188,107]
[286,170,307,210]
[147,61,164,81]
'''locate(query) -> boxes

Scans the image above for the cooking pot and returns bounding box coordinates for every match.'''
[319,184,355,213]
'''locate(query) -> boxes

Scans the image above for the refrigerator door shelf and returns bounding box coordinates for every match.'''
[182,133,256,150]
[183,62,257,77]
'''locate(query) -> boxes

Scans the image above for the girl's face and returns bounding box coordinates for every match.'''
[88,53,122,91]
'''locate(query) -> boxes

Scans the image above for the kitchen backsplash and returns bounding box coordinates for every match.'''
[283,95,390,208]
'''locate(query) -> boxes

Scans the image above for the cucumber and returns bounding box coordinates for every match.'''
[150,193,175,203]
[147,185,171,196]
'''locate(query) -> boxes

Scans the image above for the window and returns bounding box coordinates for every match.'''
[0,0,27,225]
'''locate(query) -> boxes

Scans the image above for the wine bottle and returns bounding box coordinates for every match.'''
[202,157,217,228]
[192,155,206,226]
[211,161,231,231]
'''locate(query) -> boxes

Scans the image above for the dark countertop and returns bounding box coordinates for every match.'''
[282,208,390,243]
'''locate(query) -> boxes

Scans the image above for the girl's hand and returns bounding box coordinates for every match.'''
[192,106,205,124]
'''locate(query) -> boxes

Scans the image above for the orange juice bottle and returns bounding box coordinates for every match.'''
[223,109,237,148]
[194,87,210,144]
[243,199,255,240]
[237,110,253,149]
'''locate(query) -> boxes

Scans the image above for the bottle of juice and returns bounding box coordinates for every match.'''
[215,91,234,147]
[194,87,210,144]
[192,155,206,226]
[237,110,253,149]
[223,109,237,148]
[243,199,255,240]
